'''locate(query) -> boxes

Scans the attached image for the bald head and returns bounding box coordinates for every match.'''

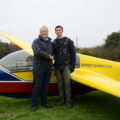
[40,26,49,40]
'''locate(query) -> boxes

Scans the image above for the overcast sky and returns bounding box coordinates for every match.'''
[0,0,120,48]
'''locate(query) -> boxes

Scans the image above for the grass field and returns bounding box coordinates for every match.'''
[0,91,120,120]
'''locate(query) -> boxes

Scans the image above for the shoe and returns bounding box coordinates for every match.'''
[41,104,53,108]
[31,106,37,112]
[66,101,73,108]
[56,99,65,106]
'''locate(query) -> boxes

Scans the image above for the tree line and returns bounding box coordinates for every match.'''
[76,31,120,62]
[0,40,21,59]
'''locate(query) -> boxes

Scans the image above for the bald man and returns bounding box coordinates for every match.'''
[31,26,54,111]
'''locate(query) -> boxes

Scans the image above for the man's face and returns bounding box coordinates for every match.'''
[40,27,48,39]
[55,28,63,37]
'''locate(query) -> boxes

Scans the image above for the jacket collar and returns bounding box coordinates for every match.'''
[38,35,51,42]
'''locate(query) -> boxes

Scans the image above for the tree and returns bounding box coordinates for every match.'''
[0,41,21,59]
[104,31,120,48]
[0,41,10,58]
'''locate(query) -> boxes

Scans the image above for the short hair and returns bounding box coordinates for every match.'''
[40,26,48,31]
[55,25,63,31]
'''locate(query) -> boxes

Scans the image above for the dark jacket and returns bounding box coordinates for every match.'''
[52,37,76,71]
[32,35,52,69]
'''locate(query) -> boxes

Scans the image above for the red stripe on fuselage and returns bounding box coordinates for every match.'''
[0,82,94,95]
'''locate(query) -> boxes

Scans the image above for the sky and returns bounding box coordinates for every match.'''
[0,0,120,48]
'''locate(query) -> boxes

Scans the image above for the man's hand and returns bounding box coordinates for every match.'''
[50,55,54,60]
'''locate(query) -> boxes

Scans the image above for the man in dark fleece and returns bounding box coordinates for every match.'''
[53,25,76,108]
[31,26,54,112]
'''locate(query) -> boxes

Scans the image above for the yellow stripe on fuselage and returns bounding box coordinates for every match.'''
[12,70,57,82]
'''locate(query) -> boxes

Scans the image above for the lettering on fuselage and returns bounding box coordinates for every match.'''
[81,64,112,68]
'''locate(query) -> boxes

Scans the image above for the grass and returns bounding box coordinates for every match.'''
[0,91,120,120]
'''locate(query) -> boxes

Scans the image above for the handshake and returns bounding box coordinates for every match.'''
[49,55,54,60]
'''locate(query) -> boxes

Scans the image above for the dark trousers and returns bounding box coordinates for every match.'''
[32,68,52,107]
[56,65,71,102]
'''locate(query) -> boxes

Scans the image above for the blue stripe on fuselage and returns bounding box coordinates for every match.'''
[0,70,21,81]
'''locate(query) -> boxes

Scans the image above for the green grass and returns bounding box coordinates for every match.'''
[0,91,120,120]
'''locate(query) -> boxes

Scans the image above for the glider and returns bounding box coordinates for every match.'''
[0,32,120,98]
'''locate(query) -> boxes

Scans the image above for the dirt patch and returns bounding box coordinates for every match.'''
[0,113,17,118]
